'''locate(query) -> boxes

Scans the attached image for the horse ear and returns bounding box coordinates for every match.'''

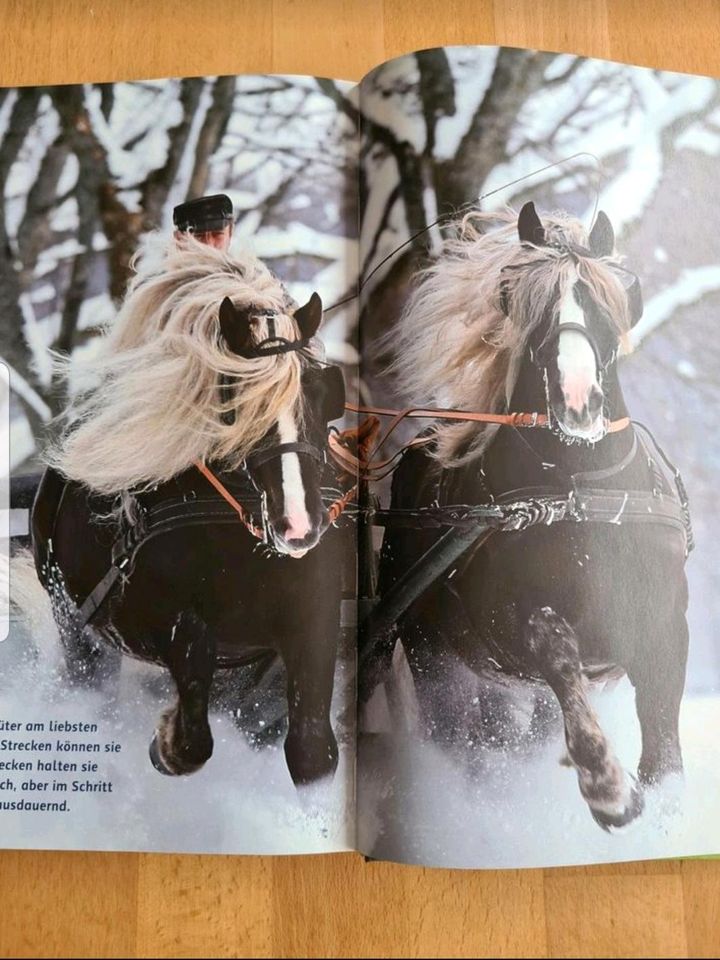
[218,297,251,354]
[627,276,644,326]
[589,210,615,258]
[294,292,323,340]
[517,201,546,245]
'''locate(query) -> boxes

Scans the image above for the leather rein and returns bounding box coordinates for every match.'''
[192,403,631,545]
[327,402,631,483]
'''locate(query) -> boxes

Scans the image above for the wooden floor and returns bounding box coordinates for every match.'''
[1,1,720,956]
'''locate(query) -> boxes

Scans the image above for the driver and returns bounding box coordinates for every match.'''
[173,193,234,250]
[173,193,326,360]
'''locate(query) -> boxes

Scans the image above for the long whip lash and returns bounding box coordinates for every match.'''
[323,151,603,316]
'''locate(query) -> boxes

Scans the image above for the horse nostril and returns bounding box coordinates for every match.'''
[286,531,319,550]
[588,385,603,414]
[281,516,311,542]
[565,405,585,426]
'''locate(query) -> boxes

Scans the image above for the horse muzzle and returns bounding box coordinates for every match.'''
[268,510,326,558]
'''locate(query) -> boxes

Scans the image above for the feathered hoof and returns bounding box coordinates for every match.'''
[590,779,645,832]
[148,733,175,776]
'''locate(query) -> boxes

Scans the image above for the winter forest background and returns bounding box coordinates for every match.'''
[355,47,720,695]
[1,50,719,699]
[0,74,359,467]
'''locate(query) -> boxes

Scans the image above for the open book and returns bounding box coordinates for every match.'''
[0,45,718,870]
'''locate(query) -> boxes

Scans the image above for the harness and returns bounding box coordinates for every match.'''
[360,419,691,544]
[50,354,357,633]
[62,461,356,632]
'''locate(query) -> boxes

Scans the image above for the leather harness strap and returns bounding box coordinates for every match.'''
[329,403,631,481]
[194,459,266,540]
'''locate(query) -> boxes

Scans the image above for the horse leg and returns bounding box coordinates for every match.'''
[627,615,688,786]
[149,610,216,776]
[526,606,643,829]
[282,637,339,788]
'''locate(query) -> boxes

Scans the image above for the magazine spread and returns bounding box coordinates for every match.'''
[1,46,719,869]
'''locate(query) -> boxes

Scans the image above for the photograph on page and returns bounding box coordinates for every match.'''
[0,75,359,855]
[356,46,720,868]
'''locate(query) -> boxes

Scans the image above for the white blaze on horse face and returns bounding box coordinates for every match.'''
[276,407,311,551]
[556,269,603,437]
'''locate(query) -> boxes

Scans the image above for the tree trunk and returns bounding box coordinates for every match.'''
[186,76,236,200]
[0,88,49,434]
[141,77,205,229]
[435,49,556,213]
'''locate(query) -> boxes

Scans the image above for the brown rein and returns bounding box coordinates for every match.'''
[194,459,267,541]
[329,402,630,481]
[194,404,630,546]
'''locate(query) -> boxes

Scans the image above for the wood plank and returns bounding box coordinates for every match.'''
[270,857,547,958]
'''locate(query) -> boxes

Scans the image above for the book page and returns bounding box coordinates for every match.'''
[355,45,720,868]
[0,74,359,855]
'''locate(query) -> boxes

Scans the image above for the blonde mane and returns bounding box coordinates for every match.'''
[390,208,634,466]
[49,234,306,495]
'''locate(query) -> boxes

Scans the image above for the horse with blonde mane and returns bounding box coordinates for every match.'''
[30,235,350,786]
[370,203,691,829]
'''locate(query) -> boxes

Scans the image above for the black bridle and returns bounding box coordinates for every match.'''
[501,242,643,380]
[235,308,312,359]
[532,317,617,376]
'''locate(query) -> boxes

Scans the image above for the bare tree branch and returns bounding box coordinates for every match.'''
[17,134,70,285]
[361,182,400,279]
[416,49,456,158]
[543,58,586,88]
[140,77,205,228]
[318,78,428,236]
[97,83,114,120]
[50,84,143,356]
[435,49,558,212]
[186,76,236,199]
[0,88,48,433]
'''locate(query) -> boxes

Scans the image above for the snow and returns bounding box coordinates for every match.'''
[77,292,116,331]
[10,418,35,471]
[0,89,18,143]
[587,76,716,233]
[630,265,720,348]
[676,122,720,155]
[2,358,51,424]
[359,677,720,869]
[0,567,355,855]
[433,47,497,162]
[676,359,698,380]
[18,294,52,387]
[50,196,78,233]
[84,82,185,190]
[360,55,425,153]
[164,78,214,229]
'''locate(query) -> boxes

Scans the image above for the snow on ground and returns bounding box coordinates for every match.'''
[0,580,355,856]
[358,677,720,869]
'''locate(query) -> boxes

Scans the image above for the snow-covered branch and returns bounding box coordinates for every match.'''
[629,266,720,348]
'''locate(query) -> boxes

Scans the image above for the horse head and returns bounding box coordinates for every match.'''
[217,292,345,557]
[510,202,643,443]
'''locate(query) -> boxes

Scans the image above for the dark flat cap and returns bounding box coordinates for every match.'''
[173,194,234,232]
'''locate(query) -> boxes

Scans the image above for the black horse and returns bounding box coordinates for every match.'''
[30,291,351,788]
[370,203,690,829]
